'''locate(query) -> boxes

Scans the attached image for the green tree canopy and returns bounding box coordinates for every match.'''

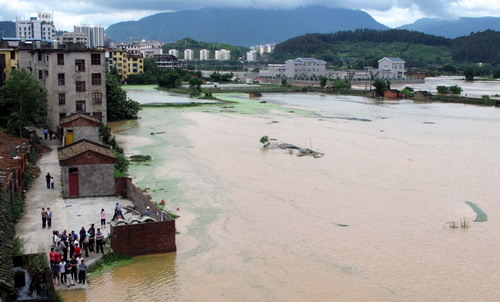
[0,69,47,137]
[106,73,141,121]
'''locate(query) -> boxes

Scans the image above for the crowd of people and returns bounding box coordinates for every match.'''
[47,222,106,287]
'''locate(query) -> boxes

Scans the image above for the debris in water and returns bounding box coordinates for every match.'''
[465,201,488,222]
[335,223,349,227]
[260,136,324,158]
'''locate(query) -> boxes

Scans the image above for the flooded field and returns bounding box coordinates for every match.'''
[61,81,500,302]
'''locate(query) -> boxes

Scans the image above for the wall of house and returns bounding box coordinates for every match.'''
[61,163,115,197]
[73,127,99,143]
[111,220,176,256]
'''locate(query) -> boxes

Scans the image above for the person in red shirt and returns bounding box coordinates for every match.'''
[74,242,82,258]
[54,251,62,264]
[49,248,57,268]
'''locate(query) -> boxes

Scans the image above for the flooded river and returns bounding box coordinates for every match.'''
[61,81,500,302]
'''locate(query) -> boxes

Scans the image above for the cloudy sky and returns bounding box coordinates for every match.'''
[0,0,499,30]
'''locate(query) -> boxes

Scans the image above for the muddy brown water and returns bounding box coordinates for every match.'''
[61,84,500,302]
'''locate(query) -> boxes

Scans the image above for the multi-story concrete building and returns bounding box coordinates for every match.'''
[199,49,210,61]
[246,50,258,62]
[168,49,179,58]
[184,49,194,60]
[259,64,286,78]
[153,54,178,69]
[17,41,107,131]
[0,41,19,86]
[106,49,144,80]
[74,25,105,48]
[284,58,326,80]
[377,57,406,79]
[215,49,231,61]
[55,32,88,46]
[112,40,163,58]
[16,13,56,40]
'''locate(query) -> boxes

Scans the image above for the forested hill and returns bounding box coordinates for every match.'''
[105,6,388,46]
[270,29,500,67]
[0,21,15,38]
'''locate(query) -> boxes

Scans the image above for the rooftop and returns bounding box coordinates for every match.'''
[59,113,101,127]
[58,139,116,162]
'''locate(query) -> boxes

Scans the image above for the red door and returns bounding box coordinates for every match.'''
[69,169,79,197]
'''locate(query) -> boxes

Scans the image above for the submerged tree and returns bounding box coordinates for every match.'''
[0,69,47,137]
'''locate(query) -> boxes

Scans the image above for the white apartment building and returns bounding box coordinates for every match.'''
[16,13,56,40]
[377,57,406,79]
[113,40,163,58]
[168,49,179,57]
[259,64,286,78]
[284,58,326,80]
[55,32,88,46]
[184,49,194,60]
[18,41,107,131]
[74,25,104,48]
[215,49,230,61]
[199,49,210,61]
[246,50,258,62]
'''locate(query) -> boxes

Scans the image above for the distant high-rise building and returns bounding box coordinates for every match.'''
[215,49,230,61]
[199,49,209,61]
[16,12,56,40]
[246,50,258,62]
[168,49,179,57]
[74,25,104,48]
[184,49,194,60]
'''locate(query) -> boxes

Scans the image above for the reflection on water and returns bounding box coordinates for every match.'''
[64,84,500,301]
[59,253,177,302]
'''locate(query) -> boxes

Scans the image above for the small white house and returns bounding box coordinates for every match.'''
[378,57,406,79]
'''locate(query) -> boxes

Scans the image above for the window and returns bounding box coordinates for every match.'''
[91,73,101,85]
[92,92,102,104]
[75,59,85,72]
[59,113,67,122]
[38,52,42,61]
[58,93,66,105]
[92,112,103,120]
[57,53,64,65]
[91,54,101,65]
[10,51,15,60]
[76,81,86,92]
[76,101,86,112]
[38,70,43,79]
[58,73,65,85]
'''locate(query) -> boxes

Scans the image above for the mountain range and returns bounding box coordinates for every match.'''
[105,6,388,46]
[398,17,500,38]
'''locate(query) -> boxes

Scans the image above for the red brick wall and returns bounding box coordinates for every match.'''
[114,177,130,197]
[110,220,176,256]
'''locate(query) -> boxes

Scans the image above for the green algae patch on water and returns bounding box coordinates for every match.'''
[122,84,159,90]
[465,201,488,222]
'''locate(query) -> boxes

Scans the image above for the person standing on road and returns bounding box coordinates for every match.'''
[50,176,55,189]
[59,260,66,285]
[100,209,106,228]
[95,228,104,254]
[46,207,53,229]
[69,255,78,284]
[88,224,95,253]
[78,259,88,285]
[41,208,47,229]
[45,173,51,189]
[79,227,86,246]
[43,128,49,140]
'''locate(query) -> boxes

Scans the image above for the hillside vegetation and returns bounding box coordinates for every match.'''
[270,29,500,67]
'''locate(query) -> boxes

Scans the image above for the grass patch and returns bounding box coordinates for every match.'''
[88,253,134,275]
[129,154,152,162]
[165,210,180,219]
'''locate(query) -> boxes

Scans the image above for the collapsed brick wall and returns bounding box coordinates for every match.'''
[110,220,176,256]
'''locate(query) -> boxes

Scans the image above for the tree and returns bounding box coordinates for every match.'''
[210,72,221,82]
[463,65,476,81]
[319,76,328,88]
[0,69,47,137]
[436,86,450,94]
[158,70,181,88]
[109,66,121,82]
[106,73,141,121]
[189,77,203,93]
[372,79,390,97]
[281,78,288,87]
